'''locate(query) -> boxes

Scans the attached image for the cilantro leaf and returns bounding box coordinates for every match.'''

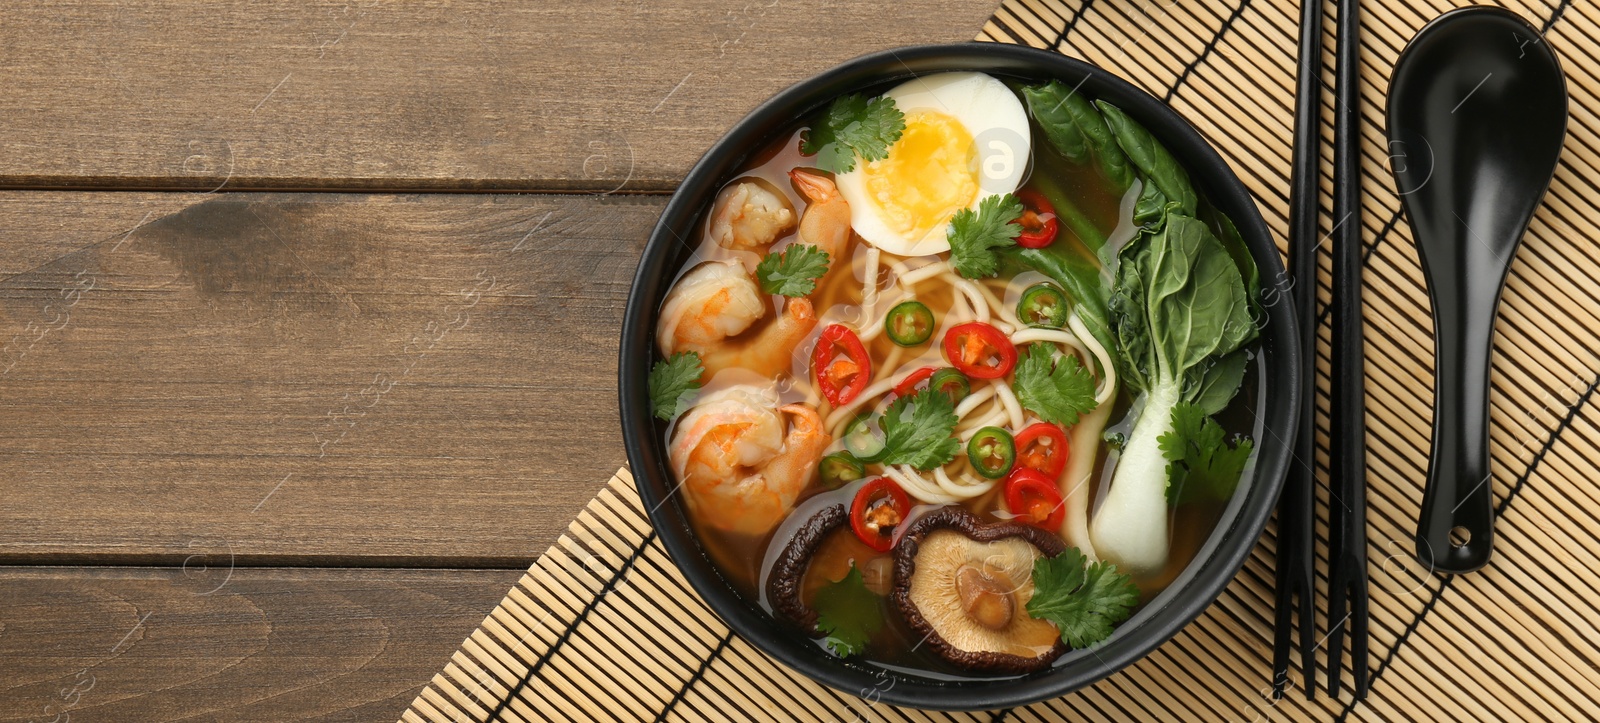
[755,244,831,297]
[1026,547,1140,649]
[879,388,961,470]
[800,94,906,174]
[813,562,883,657]
[648,351,703,421]
[948,193,1025,278]
[1158,402,1254,504]
[1013,344,1099,427]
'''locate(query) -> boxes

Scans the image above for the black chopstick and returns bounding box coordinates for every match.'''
[1272,0,1323,702]
[1326,0,1371,700]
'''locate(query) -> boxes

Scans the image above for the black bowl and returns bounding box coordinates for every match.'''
[619,43,1300,710]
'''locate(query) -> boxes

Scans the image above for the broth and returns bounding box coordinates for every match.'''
[658,77,1261,678]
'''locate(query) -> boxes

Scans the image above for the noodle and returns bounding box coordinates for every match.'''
[1070,311,1120,406]
[953,384,998,418]
[878,345,905,381]
[951,277,990,324]
[949,286,976,324]
[958,408,1008,438]
[933,465,998,498]
[885,465,962,504]
[991,379,1025,430]
[857,288,910,343]
[977,281,1023,331]
[898,260,949,286]
[1011,327,1092,363]
[860,247,881,324]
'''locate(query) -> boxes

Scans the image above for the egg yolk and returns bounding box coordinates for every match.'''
[862,110,979,246]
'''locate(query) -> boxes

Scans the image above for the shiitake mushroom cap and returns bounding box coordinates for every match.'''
[766,503,848,635]
[891,506,1069,674]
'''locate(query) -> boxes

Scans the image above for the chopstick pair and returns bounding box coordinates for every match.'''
[1272,0,1369,701]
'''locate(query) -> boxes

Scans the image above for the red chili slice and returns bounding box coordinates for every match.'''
[891,366,937,398]
[1014,422,1070,479]
[850,477,911,552]
[812,324,871,406]
[942,322,1017,380]
[1004,468,1066,529]
[1014,188,1060,249]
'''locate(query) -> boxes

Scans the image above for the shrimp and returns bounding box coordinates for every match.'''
[670,386,831,536]
[657,260,766,358]
[788,168,853,265]
[709,179,797,251]
[695,297,817,379]
[657,257,818,379]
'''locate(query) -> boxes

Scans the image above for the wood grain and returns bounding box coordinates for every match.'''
[0,1,1014,719]
[0,565,519,722]
[0,191,659,564]
[0,0,998,192]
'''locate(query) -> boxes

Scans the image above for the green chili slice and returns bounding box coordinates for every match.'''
[885,300,935,346]
[928,368,971,404]
[843,413,888,463]
[967,426,1016,479]
[819,452,866,489]
[1017,283,1069,328]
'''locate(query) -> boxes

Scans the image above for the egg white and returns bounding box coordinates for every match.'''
[833,72,1031,256]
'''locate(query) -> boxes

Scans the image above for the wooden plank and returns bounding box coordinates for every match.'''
[0,191,655,564]
[0,0,998,192]
[0,566,518,723]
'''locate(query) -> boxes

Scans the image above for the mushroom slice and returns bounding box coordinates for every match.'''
[766,503,848,634]
[891,506,1068,673]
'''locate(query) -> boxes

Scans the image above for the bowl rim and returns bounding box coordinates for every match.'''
[618,42,1301,710]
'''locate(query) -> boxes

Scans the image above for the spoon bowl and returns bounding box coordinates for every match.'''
[1387,6,1567,574]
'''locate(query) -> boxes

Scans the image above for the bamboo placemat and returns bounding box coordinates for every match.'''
[405,0,1600,720]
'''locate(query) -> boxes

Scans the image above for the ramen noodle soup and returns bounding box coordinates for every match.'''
[647,72,1262,676]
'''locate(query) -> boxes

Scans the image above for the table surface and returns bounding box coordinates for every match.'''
[0,1,999,719]
[13,1,1600,721]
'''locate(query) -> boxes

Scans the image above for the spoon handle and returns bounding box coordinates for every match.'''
[1416,284,1498,573]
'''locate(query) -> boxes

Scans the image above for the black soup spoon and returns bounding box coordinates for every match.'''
[1387,7,1567,574]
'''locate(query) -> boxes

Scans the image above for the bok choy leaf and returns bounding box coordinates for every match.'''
[1021,81,1135,191]
[1090,212,1257,573]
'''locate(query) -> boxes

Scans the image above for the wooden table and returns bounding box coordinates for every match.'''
[0,2,998,719]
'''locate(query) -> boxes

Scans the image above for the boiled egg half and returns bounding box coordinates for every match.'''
[834,72,1031,256]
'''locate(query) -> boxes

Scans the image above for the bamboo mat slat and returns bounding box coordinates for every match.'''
[406,0,1600,719]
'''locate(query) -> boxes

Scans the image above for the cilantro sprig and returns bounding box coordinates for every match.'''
[648,351,703,421]
[755,243,830,297]
[813,562,883,657]
[1159,402,1254,505]
[948,193,1025,278]
[1013,344,1099,427]
[1026,547,1140,649]
[800,94,906,174]
[879,387,962,470]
